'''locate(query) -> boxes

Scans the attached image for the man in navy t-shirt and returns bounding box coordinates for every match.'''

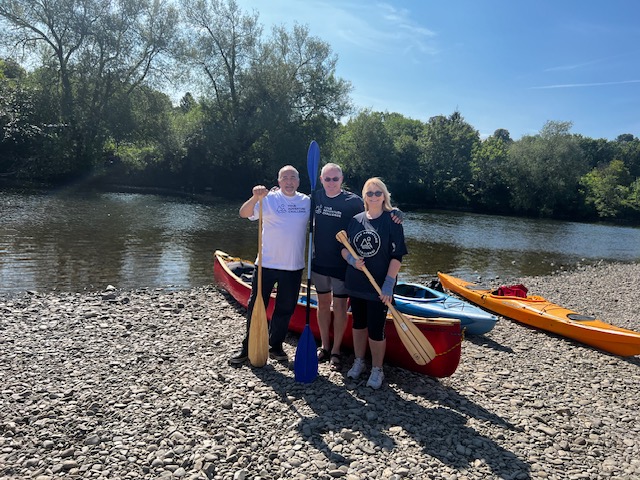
[311,163,364,371]
[311,164,402,372]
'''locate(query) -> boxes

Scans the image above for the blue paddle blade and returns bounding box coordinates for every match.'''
[307,141,320,191]
[294,324,318,383]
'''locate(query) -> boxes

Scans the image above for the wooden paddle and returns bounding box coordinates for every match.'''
[335,230,436,365]
[248,199,269,367]
[294,140,320,382]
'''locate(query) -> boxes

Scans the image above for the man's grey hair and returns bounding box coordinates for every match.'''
[320,163,343,177]
[278,165,299,179]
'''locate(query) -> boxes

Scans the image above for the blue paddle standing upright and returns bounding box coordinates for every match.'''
[294,140,320,383]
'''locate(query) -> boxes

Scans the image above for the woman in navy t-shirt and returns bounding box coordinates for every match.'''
[341,177,407,389]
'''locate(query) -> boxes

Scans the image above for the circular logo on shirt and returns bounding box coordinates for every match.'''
[353,230,381,258]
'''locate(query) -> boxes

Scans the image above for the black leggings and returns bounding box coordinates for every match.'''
[349,296,388,341]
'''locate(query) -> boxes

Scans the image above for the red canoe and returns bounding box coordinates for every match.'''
[214,250,462,378]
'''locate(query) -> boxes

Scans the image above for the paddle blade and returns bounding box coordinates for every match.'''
[307,141,320,191]
[294,324,318,383]
[248,293,269,367]
[389,305,436,365]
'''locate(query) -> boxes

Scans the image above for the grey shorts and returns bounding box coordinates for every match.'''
[311,272,348,298]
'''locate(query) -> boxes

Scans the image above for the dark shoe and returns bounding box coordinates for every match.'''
[317,347,330,363]
[229,348,248,365]
[269,346,288,362]
[329,353,342,371]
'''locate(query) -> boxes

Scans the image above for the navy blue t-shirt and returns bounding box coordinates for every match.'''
[344,211,408,301]
[311,189,364,280]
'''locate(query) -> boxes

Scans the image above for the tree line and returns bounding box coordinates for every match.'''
[1,0,639,222]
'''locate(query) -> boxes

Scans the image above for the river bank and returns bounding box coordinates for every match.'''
[1,262,639,479]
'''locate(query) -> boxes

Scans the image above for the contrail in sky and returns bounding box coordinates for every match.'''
[532,80,640,89]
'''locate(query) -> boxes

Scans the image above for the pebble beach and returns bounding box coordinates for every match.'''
[1,262,639,480]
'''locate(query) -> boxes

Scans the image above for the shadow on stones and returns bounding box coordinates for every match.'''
[217,289,248,316]
[465,334,515,354]
[620,355,640,368]
[252,360,530,479]
[218,287,529,477]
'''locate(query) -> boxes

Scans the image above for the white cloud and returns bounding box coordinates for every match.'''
[239,0,438,58]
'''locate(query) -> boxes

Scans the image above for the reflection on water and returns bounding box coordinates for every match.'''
[1,191,257,293]
[2,192,640,293]
[402,210,640,281]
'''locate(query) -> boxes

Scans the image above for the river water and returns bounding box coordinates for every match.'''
[2,190,640,294]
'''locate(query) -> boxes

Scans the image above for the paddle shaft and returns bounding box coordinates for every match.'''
[336,230,435,365]
[248,199,269,367]
[305,201,315,324]
[305,141,319,325]
[257,198,263,307]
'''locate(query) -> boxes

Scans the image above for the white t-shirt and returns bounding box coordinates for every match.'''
[250,190,310,271]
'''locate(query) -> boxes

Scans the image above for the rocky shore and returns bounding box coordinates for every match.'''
[1,262,639,480]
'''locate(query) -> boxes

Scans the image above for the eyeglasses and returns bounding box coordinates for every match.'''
[365,191,384,198]
[323,176,341,182]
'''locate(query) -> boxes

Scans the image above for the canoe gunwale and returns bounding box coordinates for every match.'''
[214,251,464,377]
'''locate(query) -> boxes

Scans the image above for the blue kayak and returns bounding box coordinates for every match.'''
[394,281,498,335]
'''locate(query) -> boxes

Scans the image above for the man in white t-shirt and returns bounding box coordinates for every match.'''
[230,165,310,364]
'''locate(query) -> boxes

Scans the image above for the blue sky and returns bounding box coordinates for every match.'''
[236,0,640,140]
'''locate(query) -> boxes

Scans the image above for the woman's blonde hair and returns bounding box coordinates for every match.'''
[362,177,393,212]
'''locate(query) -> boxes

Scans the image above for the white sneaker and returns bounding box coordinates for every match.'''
[366,367,384,389]
[347,358,366,379]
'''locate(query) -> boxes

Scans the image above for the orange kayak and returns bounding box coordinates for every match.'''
[438,272,640,357]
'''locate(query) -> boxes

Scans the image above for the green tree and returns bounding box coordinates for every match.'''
[576,136,615,169]
[381,113,423,202]
[181,0,260,126]
[492,128,513,144]
[505,121,587,217]
[180,0,351,190]
[0,60,55,176]
[0,0,180,178]
[625,178,640,216]
[331,110,396,192]
[580,159,632,218]
[470,133,511,211]
[613,134,640,178]
[417,111,479,207]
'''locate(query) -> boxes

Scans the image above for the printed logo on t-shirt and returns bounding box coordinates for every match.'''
[277,203,307,214]
[319,205,342,218]
[353,230,381,258]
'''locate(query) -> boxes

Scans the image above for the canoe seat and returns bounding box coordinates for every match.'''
[229,261,255,283]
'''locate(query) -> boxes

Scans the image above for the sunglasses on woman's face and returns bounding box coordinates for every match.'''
[365,191,383,197]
